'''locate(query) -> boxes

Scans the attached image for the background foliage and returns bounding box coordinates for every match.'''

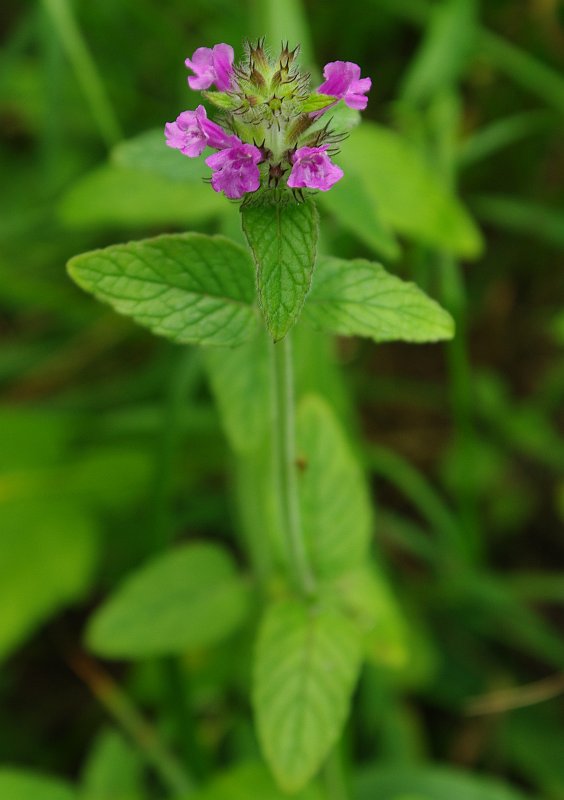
[1,0,564,798]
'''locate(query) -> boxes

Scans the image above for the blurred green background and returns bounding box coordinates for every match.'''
[1,0,564,798]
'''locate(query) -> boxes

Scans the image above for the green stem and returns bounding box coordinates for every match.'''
[41,0,122,148]
[271,333,316,597]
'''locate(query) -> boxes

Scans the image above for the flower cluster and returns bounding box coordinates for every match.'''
[165,40,371,200]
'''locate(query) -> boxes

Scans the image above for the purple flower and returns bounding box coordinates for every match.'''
[185,44,234,91]
[317,61,371,111]
[165,105,237,157]
[287,145,343,192]
[205,142,263,199]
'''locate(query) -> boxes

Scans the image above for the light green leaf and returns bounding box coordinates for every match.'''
[0,500,98,661]
[297,395,372,576]
[112,129,210,183]
[334,566,409,669]
[254,599,362,792]
[318,169,400,261]
[400,0,477,104]
[355,765,531,800]
[241,193,319,341]
[300,93,337,112]
[68,233,257,347]
[201,91,240,110]
[304,256,454,343]
[0,768,76,800]
[59,165,222,228]
[341,123,483,257]
[87,542,250,658]
[204,329,271,453]
[80,729,144,800]
[186,762,322,800]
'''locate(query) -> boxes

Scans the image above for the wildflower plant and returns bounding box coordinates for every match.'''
[67,39,455,795]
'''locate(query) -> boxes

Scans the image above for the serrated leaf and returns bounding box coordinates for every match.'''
[297,395,372,576]
[0,769,76,800]
[204,328,271,453]
[303,256,454,342]
[300,93,337,112]
[341,123,483,257]
[241,194,319,341]
[187,762,323,800]
[68,233,257,347]
[0,500,98,662]
[254,599,361,792]
[355,765,530,800]
[59,165,222,228]
[334,565,409,669]
[86,542,249,658]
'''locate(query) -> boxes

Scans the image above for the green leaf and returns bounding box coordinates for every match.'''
[81,728,144,800]
[187,762,322,800]
[59,165,223,228]
[300,93,337,112]
[241,193,319,341]
[318,169,400,261]
[0,769,76,800]
[254,599,361,792]
[201,91,240,110]
[0,500,98,661]
[112,129,210,183]
[341,123,483,257]
[68,233,257,347]
[204,328,271,453]
[472,194,564,250]
[297,395,372,576]
[303,256,454,343]
[87,542,250,658]
[334,566,410,669]
[400,0,477,104]
[355,765,531,800]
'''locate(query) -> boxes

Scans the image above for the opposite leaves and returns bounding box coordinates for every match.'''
[254,598,361,793]
[241,194,319,342]
[304,256,454,343]
[68,233,257,347]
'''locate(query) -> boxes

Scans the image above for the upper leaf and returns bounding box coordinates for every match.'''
[299,93,338,113]
[241,194,319,341]
[0,769,76,800]
[254,598,362,792]
[186,762,323,800]
[68,233,257,347]
[297,395,372,576]
[86,542,250,658]
[304,256,455,343]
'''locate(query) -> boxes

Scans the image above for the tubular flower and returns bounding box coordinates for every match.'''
[317,61,371,110]
[287,146,343,191]
[165,39,371,201]
[185,44,234,91]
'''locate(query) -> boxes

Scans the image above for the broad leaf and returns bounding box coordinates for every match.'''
[355,765,530,800]
[87,542,250,658]
[187,762,322,800]
[0,500,98,661]
[297,395,372,576]
[204,328,271,453]
[68,233,257,347]
[341,123,483,257]
[241,193,318,341]
[59,165,222,228]
[0,769,75,800]
[334,566,409,669]
[254,598,361,792]
[304,256,454,343]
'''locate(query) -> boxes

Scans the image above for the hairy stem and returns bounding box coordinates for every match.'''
[271,333,316,596]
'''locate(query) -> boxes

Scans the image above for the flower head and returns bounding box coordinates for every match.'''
[165,105,237,157]
[205,142,263,199]
[166,40,371,200]
[318,61,371,110]
[287,145,343,191]
[185,44,234,91]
